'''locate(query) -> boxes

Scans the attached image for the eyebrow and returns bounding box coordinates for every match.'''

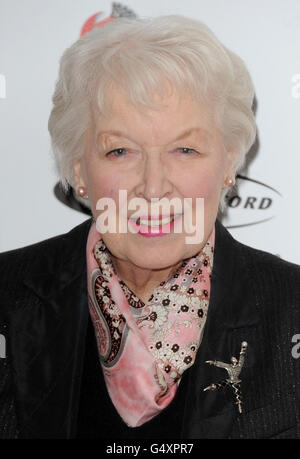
[97,127,211,144]
[97,127,212,149]
[172,127,211,142]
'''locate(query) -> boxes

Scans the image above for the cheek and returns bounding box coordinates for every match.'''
[86,167,133,219]
[183,168,223,201]
[86,165,123,201]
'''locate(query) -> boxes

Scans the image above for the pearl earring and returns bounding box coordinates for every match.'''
[77,186,88,199]
[226,178,234,187]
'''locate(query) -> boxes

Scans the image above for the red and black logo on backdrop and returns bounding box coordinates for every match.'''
[80,2,137,36]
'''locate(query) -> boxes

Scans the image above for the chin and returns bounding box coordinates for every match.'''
[131,257,181,272]
[126,244,186,272]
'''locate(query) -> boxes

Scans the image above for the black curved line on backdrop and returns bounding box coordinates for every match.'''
[236,174,282,197]
[54,183,92,216]
[225,216,274,229]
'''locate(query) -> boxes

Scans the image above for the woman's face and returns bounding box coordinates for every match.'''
[74,88,236,271]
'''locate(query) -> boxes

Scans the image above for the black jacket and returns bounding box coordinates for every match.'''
[0,218,300,439]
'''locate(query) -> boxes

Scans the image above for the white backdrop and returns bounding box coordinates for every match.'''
[1,0,300,263]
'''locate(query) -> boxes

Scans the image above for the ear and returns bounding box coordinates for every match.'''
[223,149,239,184]
[73,159,87,190]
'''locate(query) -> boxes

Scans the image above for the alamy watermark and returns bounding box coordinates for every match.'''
[0,74,6,99]
[291,334,300,359]
[291,74,300,99]
[95,190,204,244]
[0,333,6,359]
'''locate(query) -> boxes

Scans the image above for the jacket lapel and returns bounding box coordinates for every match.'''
[182,220,261,438]
[10,219,92,438]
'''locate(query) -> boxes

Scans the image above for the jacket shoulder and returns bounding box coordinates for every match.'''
[233,238,300,321]
[237,238,300,279]
[0,219,92,310]
[0,218,92,266]
[216,220,300,279]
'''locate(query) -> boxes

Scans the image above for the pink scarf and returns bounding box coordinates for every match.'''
[86,223,214,427]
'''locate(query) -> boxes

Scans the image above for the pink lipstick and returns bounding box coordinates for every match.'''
[128,214,182,238]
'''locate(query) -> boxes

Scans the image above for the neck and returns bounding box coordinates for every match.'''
[111,256,182,303]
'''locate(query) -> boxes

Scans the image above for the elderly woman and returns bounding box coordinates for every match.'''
[0,15,300,440]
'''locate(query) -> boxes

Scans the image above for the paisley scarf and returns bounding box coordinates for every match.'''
[86,223,214,427]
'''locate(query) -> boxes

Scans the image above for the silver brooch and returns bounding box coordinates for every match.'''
[203,341,248,413]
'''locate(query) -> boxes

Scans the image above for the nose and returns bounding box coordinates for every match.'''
[134,152,173,202]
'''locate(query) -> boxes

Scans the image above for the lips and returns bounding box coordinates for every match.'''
[128,214,182,237]
[133,215,177,227]
[129,214,181,226]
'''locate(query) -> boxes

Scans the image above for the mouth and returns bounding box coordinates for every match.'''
[129,214,180,227]
[128,214,182,237]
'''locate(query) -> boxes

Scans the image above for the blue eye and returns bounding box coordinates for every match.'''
[106,148,127,157]
[178,148,196,155]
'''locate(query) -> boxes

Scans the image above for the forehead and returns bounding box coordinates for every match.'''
[95,86,216,145]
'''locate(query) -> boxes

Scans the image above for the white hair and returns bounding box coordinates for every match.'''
[48,15,256,203]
